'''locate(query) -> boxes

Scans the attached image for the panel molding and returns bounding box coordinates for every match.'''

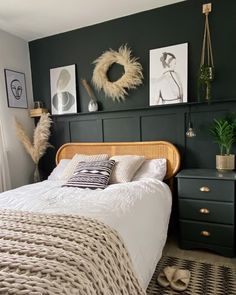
[48,100,236,175]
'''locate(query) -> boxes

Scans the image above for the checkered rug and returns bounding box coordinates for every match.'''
[147,256,236,295]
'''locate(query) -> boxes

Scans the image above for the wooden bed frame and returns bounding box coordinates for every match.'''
[56,141,181,191]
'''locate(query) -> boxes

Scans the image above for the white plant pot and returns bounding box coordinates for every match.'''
[216,154,235,171]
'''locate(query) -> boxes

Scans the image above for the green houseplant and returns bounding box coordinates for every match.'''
[210,117,236,170]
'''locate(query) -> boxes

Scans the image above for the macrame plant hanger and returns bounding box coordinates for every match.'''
[198,3,214,102]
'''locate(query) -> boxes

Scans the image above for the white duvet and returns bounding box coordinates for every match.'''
[0,178,172,289]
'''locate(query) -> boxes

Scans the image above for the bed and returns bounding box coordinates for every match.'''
[0,141,180,293]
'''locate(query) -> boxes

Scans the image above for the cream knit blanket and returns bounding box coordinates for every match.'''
[0,209,146,295]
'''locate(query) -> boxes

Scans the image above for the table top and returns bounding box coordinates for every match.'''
[176,169,236,180]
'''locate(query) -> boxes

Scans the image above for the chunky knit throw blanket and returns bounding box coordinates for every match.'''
[0,209,146,295]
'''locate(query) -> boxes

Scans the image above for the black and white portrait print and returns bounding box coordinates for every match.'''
[50,64,77,115]
[4,69,28,109]
[149,43,188,106]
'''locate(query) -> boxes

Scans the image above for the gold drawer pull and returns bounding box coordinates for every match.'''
[199,208,210,214]
[200,230,210,237]
[200,186,210,192]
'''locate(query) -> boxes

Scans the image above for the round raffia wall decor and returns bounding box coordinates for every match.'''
[92,45,143,102]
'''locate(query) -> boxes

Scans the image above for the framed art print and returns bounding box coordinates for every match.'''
[149,43,188,106]
[4,69,28,109]
[50,64,77,115]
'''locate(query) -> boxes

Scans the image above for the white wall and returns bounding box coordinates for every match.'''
[0,29,34,188]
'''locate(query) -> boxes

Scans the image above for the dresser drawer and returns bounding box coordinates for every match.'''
[178,178,234,202]
[179,199,234,225]
[180,220,234,247]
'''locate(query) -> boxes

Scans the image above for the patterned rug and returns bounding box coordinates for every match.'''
[147,256,236,295]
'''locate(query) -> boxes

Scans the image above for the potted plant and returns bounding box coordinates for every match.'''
[198,64,214,102]
[210,117,236,171]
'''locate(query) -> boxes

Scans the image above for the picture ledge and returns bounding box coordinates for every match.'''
[50,98,236,117]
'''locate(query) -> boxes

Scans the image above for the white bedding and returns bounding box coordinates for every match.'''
[0,178,172,289]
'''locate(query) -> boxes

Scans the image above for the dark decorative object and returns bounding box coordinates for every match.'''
[34,101,44,109]
[198,3,214,102]
[33,164,41,183]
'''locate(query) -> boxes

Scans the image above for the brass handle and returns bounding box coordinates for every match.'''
[199,208,210,214]
[200,230,210,237]
[200,186,210,192]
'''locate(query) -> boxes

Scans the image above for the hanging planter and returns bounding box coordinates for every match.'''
[198,3,214,102]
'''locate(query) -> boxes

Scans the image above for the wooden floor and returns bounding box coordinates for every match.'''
[163,234,236,268]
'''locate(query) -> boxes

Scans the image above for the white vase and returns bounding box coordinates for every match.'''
[88,100,98,112]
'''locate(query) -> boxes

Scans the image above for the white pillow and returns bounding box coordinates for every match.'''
[48,159,71,181]
[109,155,145,184]
[60,153,109,180]
[132,158,167,181]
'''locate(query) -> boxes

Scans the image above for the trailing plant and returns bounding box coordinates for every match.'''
[209,117,236,155]
[197,64,214,102]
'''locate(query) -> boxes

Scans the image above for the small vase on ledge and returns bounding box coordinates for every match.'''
[33,164,41,183]
[88,99,98,112]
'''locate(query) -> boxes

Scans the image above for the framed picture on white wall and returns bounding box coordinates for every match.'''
[50,64,77,115]
[4,69,28,109]
[149,43,188,106]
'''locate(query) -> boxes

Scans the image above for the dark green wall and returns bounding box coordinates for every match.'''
[29,0,236,176]
[29,0,236,112]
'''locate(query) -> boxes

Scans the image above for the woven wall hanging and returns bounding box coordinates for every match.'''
[92,45,143,102]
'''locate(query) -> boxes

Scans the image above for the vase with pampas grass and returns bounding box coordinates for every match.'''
[81,78,98,112]
[15,113,53,182]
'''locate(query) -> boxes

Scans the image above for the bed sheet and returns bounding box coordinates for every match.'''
[0,178,171,289]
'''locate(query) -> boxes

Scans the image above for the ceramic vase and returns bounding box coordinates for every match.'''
[88,100,98,112]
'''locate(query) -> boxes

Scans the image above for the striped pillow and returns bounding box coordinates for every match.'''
[62,160,116,189]
[60,154,109,180]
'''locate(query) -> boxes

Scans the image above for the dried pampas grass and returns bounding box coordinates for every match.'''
[81,79,97,101]
[15,113,52,164]
[92,44,143,102]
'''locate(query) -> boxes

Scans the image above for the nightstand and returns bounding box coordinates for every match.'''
[176,169,235,257]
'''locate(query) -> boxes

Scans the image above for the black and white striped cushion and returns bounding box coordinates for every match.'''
[62,160,115,189]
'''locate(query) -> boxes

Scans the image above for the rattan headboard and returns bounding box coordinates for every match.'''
[56,141,180,190]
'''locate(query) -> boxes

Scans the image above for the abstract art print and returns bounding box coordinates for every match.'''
[4,69,28,109]
[149,43,188,106]
[50,64,77,115]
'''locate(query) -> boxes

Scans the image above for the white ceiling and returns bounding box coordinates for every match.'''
[0,0,185,41]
